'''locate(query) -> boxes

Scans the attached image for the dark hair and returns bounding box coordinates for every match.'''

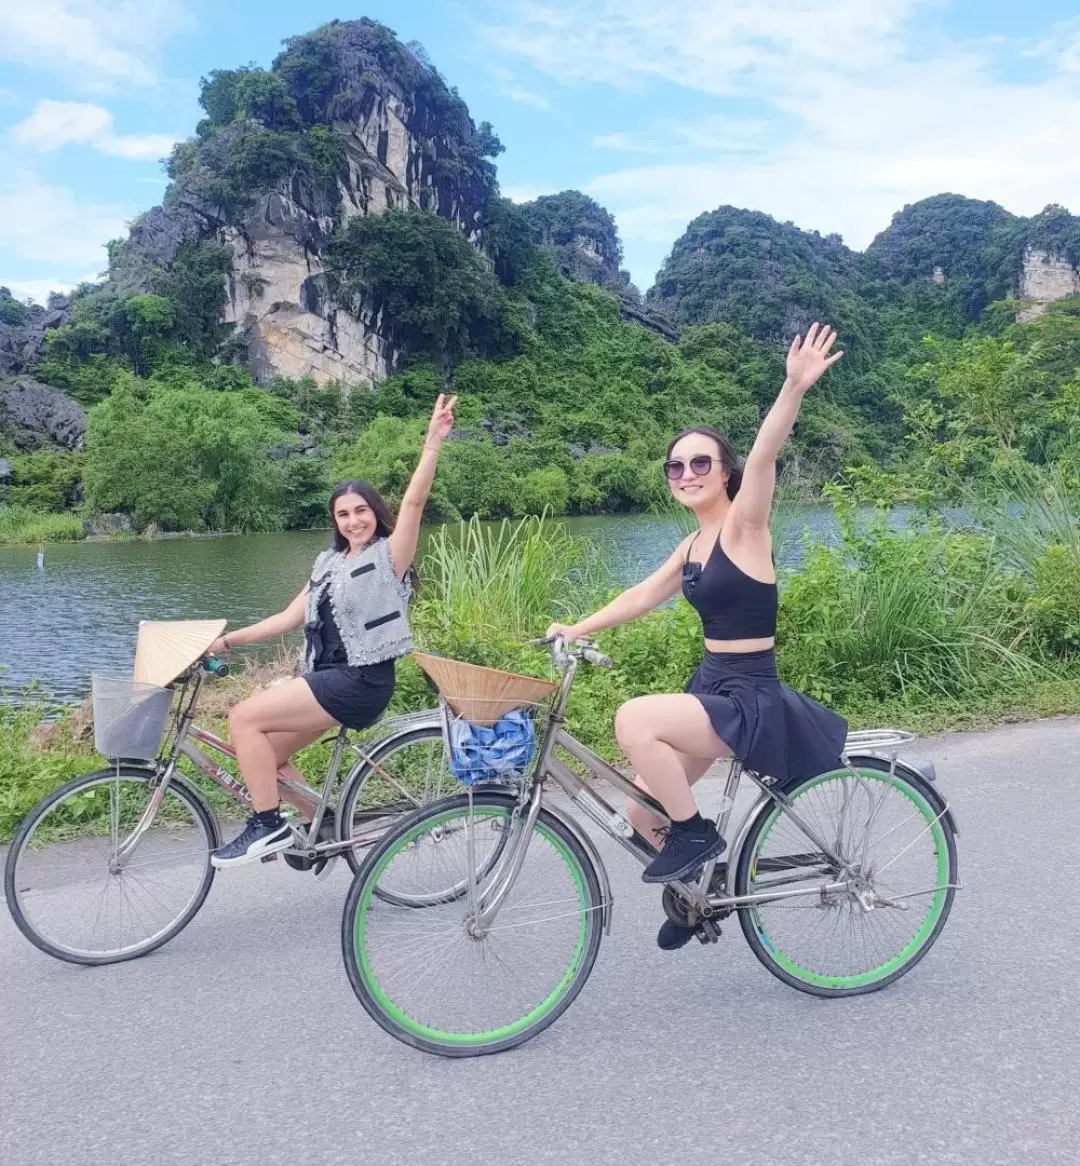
[328,480,419,592]
[666,427,743,500]
[328,480,395,551]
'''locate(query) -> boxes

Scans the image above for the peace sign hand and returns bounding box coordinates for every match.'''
[425,393,458,446]
[785,323,844,395]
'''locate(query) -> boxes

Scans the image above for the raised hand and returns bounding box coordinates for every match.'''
[785,323,844,395]
[425,392,458,446]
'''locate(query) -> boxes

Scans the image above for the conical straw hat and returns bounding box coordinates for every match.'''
[133,619,227,688]
[413,652,557,727]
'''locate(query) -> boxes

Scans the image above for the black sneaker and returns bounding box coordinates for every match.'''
[211,815,295,868]
[657,919,698,950]
[641,821,727,884]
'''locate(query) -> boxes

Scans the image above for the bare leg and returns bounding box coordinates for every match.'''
[614,694,731,824]
[265,729,330,816]
[227,679,338,812]
[628,751,714,849]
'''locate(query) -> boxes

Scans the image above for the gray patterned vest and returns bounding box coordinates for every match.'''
[303,538,413,669]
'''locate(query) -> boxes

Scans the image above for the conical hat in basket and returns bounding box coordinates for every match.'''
[133,619,227,688]
[413,652,557,727]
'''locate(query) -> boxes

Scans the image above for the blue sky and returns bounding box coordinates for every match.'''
[3,1,1080,302]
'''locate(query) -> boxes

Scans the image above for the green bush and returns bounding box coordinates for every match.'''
[0,699,99,840]
[1026,546,1080,658]
[9,452,85,512]
[0,506,85,545]
[83,376,298,531]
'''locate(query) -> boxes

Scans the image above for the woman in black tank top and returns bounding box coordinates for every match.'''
[547,324,848,950]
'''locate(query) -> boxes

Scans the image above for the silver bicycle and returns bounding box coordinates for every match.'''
[341,636,961,1057]
[5,656,458,965]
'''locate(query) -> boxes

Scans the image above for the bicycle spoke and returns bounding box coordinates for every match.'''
[743,768,954,990]
[349,802,597,1044]
[9,772,214,962]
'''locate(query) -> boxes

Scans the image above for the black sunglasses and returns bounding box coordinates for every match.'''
[663,455,714,481]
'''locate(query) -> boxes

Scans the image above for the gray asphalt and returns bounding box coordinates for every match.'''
[2,717,1079,1166]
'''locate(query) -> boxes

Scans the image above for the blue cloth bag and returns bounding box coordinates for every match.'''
[449,708,536,785]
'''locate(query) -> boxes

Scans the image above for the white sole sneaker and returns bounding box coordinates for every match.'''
[211,823,295,869]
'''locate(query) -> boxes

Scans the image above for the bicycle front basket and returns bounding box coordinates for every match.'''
[91,673,173,760]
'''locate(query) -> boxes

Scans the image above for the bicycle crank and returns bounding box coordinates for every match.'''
[661,886,723,945]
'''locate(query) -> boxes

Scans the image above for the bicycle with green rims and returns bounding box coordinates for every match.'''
[341,636,960,1057]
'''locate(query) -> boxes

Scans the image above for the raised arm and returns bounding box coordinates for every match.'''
[546,537,692,640]
[210,584,309,654]
[731,323,843,532]
[387,393,457,580]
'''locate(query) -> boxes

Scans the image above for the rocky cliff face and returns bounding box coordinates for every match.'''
[0,376,86,451]
[0,295,71,378]
[1016,247,1080,322]
[111,20,496,387]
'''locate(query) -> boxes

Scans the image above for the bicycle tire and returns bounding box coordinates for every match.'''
[337,723,461,876]
[735,757,958,997]
[341,790,605,1057]
[4,766,219,966]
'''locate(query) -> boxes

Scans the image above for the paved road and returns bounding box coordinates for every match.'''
[2,718,1079,1166]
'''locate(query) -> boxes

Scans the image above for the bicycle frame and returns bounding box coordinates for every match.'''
[464,647,949,935]
[114,665,445,866]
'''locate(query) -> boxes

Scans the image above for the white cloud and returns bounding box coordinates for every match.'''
[0,172,126,266]
[12,100,178,160]
[594,131,663,154]
[502,184,553,203]
[506,88,551,109]
[0,274,97,303]
[486,64,553,110]
[0,1,190,90]
[483,1,1080,285]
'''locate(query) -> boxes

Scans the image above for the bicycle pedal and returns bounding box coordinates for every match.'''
[695,920,722,945]
[260,853,279,864]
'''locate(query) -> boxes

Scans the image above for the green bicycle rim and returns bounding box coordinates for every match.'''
[354,806,590,1046]
[748,769,949,990]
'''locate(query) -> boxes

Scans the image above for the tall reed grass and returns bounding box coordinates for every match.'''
[0,505,84,545]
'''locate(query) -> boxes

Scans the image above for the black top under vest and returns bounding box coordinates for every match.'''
[309,595,348,666]
[682,534,778,640]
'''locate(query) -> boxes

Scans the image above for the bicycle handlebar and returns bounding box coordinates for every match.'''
[531,635,612,670]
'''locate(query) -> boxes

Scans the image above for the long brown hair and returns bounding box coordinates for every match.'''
[328,480,418,592]
[666,426,743,500]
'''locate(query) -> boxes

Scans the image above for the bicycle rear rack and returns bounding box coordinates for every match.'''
[843,728,916,750]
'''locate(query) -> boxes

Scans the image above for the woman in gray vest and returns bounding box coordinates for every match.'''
[207,393,457,867]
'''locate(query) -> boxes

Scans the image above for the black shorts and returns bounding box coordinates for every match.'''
[304,659,395,731]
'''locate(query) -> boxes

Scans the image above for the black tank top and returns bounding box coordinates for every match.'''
[681,534,778,641]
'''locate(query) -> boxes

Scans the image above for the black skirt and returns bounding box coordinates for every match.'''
[686,648,847,782]
[304,659,395,731]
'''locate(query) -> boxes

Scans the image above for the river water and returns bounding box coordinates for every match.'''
[0,508,843,703]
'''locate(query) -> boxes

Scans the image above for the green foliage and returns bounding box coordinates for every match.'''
[411,514,607,661]
[198,67,301,133]
[0,506,84,545]
[0,698,99,841]
[776,514,1034,710]
[82,375,300,531]
[9,452,84,512]
[0,286,27,326]
[522,191,621,282]
[866,194,1022,323]
[326,209,522,368]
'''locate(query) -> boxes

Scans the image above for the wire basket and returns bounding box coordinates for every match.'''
[413,653,558,787]
[91,673,174,760]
